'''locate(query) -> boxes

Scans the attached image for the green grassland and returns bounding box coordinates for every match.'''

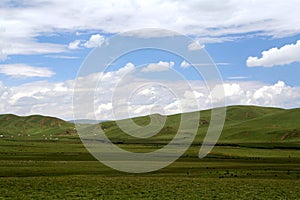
[0,106,300,199]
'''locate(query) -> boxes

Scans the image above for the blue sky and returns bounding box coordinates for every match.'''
[0,0,300,120]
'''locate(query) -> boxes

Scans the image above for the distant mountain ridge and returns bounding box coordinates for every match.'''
[68,119,105,124]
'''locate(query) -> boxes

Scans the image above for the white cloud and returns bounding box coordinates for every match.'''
[121,29,181,38]
[95,103,113,117]
[215,63,230,66]
[227,76,248,80]
[250,81,296,105]
[83,34,105,48]
[45,55,80,59]
[115,62,135,75]
[194,36,238,44]
[180,60,191,68]
[188,40,205,51]
[75,32,82,36]
[141,61,174,72]
[1,1,300,58]
[68,40,81,50]
[224,83,244,97]
[0,39,66,60]
[247,40,300,67]
[68,34,106,50]
[209,83,243,104]
[184,90,204,99]
[210,80,300,108]
[0,80,74,118]
[181,61,229,68]
[0,64,55,78]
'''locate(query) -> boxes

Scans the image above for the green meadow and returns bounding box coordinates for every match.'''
[0,105,300,199]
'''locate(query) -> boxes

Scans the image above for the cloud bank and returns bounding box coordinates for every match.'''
[0,63,299,120]
[1,0,300,58]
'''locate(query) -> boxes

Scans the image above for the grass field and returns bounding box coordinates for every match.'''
[1,106,300,199]
[1,136,300,199]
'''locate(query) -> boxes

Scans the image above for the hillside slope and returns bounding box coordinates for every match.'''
[0,114,75,136]
[219,106,300,143]
[99,105,300,144]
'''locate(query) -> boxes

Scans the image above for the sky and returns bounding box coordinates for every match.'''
[0,0,300,120]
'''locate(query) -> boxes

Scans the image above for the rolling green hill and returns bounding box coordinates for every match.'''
[1,105,300,144]
[0,114,75,136]
[218,106,300,143]
[99,105,300,144]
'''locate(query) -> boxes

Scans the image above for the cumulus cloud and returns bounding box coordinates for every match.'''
[83,34,105,48]
[184,90,204,99]
[210,80,300,108]
[68,40,81,50]
[247,40,300,67]
[180,60,191,68]
[141,61,174,72]
[188,40,205,51]
[0,64,55,78]
[68,34,106,50]
[0,80,74,118]
[250,81,296,105]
